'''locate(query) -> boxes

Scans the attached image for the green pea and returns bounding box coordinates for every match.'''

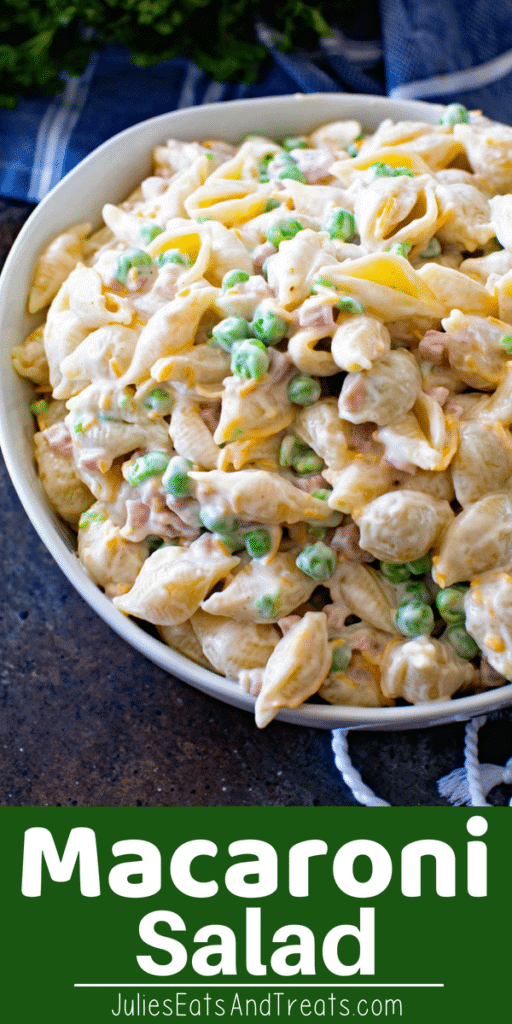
[278,165,307,183]
[372,162,395,177]
[380,561,412,583]
[268,153,297,177]
[275,150,297,162]
[245,528,273,559]
[501,334,512,351]
[287,374,321,406]
[279,435,322,473]
[250,307,288,345]
[230,338,270,380]
[435,585,468,624]
[336,295,365,315]
[407,554,433,576]
[216,531,246,553]
[162,456,194,498]
[30,398,48,416]
[211,316,251,352]
[139,224,163,244]
[346,134,366,158]
[142,387,174,414]
[259,152,276,168]
[330,644,351,673]
[419,238,442,259]
[394,600,435,637]
[127,450,170,486]
[371,162,414,178]
[311,274,335,291]
[258,153,275,180]
[199,505,239,534]
[443,623,479,659]
[78,509,106,530]
[222,269,250,292]
[264,198,281,212]
[146,535,164,552]
[296,542,336,582]
[322,208,356,242]
[254,589,283,620]
[387,241,412,258]
[279,435,307,469]
[282,136,309,150]
[261,257,272,281]
[266,218,304,249]
[312,489,332,501]
[114,247,153,286]
[402,579,432,604]
[157,250,190,268]
[294,452,324,475]
[439,103,469,127]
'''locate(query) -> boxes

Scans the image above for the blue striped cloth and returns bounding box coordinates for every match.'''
[2,0,512,203]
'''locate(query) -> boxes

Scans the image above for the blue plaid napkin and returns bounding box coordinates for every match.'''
[2,0,512,203]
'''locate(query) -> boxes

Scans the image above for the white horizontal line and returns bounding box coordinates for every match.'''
[390,46,512,100]
[319,28,383,62]
[75,983,444,988]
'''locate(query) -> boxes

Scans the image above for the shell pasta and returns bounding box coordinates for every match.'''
[15,102,512,725]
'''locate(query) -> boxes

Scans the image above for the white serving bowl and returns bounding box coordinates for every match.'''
[1,92,511,731]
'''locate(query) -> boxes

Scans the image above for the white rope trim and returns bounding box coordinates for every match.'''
[331,729,390,806]
[465,716,488,807]
[438,715,512,806]
[390,47,512,101]
[334,716,512,808]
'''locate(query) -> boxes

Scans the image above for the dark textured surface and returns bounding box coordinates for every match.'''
[1,201,510,808]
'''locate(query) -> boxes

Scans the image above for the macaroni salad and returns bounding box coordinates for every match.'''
[13,103,512,726]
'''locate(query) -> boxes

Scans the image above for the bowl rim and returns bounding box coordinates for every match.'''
[1,90,511,731]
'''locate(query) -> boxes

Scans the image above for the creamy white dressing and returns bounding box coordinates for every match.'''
[16,111,512,719]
